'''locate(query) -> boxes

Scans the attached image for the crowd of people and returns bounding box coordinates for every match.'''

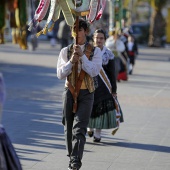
[56,18,139,170]
[106,28,138,80]
[55,19,138,79]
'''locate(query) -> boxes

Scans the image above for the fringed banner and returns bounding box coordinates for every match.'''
[29,0,106,37]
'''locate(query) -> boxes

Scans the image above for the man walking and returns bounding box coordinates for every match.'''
[57,18,102,170]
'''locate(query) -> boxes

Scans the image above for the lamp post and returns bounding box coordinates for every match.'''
[115,0,123,29]
[125,0,133,27]
[108,0,124,32]
[108,0,115,32]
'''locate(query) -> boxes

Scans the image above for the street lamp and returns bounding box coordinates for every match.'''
[108,0,123,32]
[108,0,115,32]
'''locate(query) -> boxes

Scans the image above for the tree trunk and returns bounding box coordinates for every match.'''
[148,10,166,47]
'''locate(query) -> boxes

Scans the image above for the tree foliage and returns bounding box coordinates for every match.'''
[137,0,167,10]
[154,0,167,10]
[137,0,167,46]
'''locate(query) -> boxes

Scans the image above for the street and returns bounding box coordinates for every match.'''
[0,42,170,170]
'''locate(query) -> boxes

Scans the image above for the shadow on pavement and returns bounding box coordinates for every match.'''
[0,62,65,159]
[0,42,60,56]
[100,141,170,153]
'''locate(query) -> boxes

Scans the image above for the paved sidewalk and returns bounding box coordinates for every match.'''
[0,42,170,170]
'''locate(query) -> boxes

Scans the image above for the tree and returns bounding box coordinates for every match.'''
[148,0,167,47]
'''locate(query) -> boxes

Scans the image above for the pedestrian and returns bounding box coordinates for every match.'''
[0,73,22,170]
[56,18,102,170]
[57,20,71,49]
[105,29,127,81]
[87,29,124,142]
[119,28,129,61]
[127,35,138,74]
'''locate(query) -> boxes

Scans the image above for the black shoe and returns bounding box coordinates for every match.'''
[72,168,79,170]
[68,161,72,170]
[129,69,133,75]
[87,131,94,137]
[93,136,101,142]
[69,166,79,170]
[68,167,79,170]
[68,163,79,170]
[68,164,72,170]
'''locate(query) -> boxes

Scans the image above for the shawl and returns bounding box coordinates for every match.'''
[101,46,114,65]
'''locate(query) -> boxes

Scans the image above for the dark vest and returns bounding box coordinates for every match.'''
[67,43,96,93]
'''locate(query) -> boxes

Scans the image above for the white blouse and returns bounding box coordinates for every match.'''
[57,44,102,80]
[127,42,134,51]
[101,46,114,65]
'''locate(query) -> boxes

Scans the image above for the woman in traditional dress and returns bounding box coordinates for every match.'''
[106,30,128,81]
[8,0,27,49]
[127,35,138,74]
[87,29,124,142]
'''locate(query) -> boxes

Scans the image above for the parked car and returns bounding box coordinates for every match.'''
[130,23,149,44]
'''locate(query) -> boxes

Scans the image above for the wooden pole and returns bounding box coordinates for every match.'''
[75,16,79,45]
[73,16,79,113]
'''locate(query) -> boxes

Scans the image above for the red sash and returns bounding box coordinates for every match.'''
[128,51,134,56]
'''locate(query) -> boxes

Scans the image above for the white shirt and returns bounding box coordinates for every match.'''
[57,44,102,80]
[127,42,134,51]
[105,36,125,52]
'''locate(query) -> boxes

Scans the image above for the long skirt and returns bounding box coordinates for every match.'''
[88,98,124,129]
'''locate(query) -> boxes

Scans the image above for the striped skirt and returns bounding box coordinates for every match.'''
[88,98,124,129]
